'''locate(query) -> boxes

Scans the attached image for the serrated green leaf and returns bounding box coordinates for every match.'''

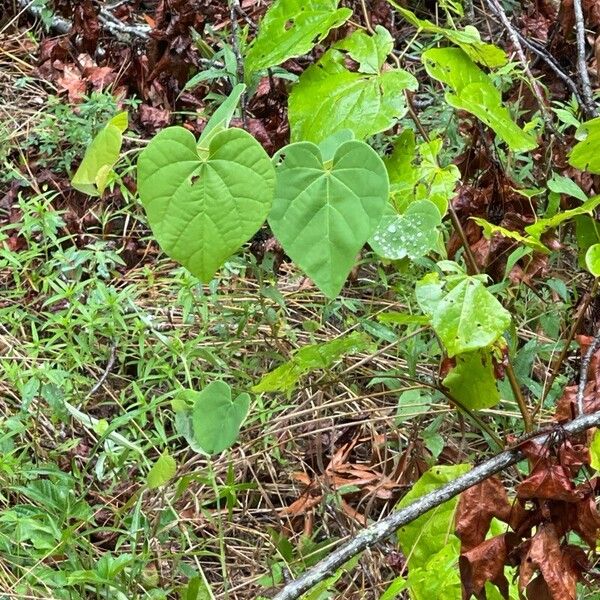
[289,29,417,143]
[471,217,550,253]
[443,349,500,409]
[423,48,537,153]
[269,140,388,297]
[397,464,470,568]
[179,382,250,455]
[244,0,352,74]
[585,243,600,276]
[147,450,177,489]
[369,200,441,260]
[72,112,128,197]
[388,0,507,67]
[138,127,275,282]
[252,332,373,395]
[416,275,511,357]
[569,117,600,174]
[524,195,600,239]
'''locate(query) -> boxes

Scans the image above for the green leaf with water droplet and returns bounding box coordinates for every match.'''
[369,200,441,260]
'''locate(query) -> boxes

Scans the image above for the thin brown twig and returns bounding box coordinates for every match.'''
[87,344,118,397]
[573,0,598,117]
[486,0,554,127]
[576,310,600,415]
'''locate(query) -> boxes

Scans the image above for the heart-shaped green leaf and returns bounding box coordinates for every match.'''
[175,382,250,455]
[244,0,351,75]
[289,28,417,143]
[269,140,388,297]
[72,112,128,197]
[138,127,275,282]
[369,200,442,260]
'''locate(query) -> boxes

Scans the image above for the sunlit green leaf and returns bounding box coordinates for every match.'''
[569,117,600,174]
[138,127,275,282]
[72,112,128,197]
[406,543,462,599]
[471,217,550,253]
[525,195,600,239]
[333,24,393,74]
[416,273,512,357]
[585,243,600,277]
[590,430,600,471]
[397,464,470,567]
[269,140,388,297]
